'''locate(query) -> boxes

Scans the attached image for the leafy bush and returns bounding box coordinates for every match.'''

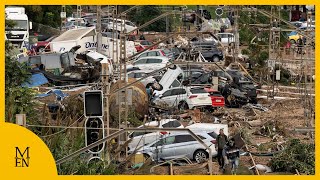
[269,139,315,174]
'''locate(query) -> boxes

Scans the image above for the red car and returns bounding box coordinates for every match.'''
[31,36,57,53]
[134,40,156,52]
[204,88,225,107]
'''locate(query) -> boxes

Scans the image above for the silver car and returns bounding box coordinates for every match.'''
[128,131,217,163]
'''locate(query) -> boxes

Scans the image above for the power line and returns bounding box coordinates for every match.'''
[28,115,84,138]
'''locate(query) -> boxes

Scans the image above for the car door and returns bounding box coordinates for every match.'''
[148,58,164,70]
[156,136,176,160]
[156,89,174,106]
[173,135,206,158]
[133,59,147,66]
[172,135,195,157]
[160,89,178,107]
[201,45,214,59]
[171,88,187,106]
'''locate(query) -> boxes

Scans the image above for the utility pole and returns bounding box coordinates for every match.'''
[60,5,66,33]
[77,5,82,27]
[232,6,240,63]
[96,5,102,53]
[267,6,281,99]
[166,6,170,43]
[119,12,128,158]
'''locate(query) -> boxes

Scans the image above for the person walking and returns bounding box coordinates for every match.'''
[146,86,154,101]
[225,138,240,175]
[216,128,228,170]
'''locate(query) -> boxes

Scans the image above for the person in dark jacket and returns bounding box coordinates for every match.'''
[216,128,228,170]
[225,138,240,175]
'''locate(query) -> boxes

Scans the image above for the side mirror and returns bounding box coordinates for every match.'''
[29,22,33,30]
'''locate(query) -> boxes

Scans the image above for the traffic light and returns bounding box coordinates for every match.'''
[84,91,103,117]
[85,117,105,154]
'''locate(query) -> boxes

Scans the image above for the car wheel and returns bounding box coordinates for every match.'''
[146,83,153,88]
[229,42,235,47]
[290,39,296,44]
[212,56,220,62]
[143,153,151,161]
[194,150,208,163]
[37,46,46,53]
[178,101,189,110]
[168,64,177,70]
[152,82,163,91]
[250,98,257,104]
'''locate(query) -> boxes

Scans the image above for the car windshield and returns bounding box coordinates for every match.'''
[207,132,218,139]
[66,21,74,26]
[163,49,171,55]
[135,72,146,78]
[240,82,255,89]
[288,31,298,36]
[190,88,207,94]
[141,41,151,45]
[209,91,222,96]
[6,20,28,31]
[130,131,153,138]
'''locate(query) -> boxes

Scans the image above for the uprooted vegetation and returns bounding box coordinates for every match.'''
[269,139,315,175]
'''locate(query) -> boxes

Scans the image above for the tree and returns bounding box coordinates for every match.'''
[5,21,35,123]
[23,5,74,29]
[128,6,167,32]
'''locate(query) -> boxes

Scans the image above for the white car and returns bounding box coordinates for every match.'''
[127,119,184,151]
[128,56,171,71]
[217,33,235,46]
[136,49,174,61]
[153,65,184,96]
[153,86,213,110]
[102,18,137,33]
[128,131,218,163]
[127,70,158,88]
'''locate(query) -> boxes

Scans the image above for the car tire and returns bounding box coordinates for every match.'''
[146,83,153,88]
[143,153,151,161]
[37,46,46,53]
[168,64,177,70]
[152,82,163,91]
[178,101,189,111]
[290,39,296,44]
[250,98,257,104]
[193,150,208,163]
[212,56,220,62]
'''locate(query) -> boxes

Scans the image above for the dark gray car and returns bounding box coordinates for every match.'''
[190,42,223,62]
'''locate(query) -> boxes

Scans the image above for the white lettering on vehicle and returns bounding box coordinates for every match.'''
[85,42,109,49]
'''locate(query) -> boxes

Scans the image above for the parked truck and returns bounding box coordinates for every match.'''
[5,7,32,51]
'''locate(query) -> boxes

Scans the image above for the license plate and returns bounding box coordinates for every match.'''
[216,99,221,102]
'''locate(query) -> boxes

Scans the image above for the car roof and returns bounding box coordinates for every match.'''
[159,131,211,137]
[192,41,216,45]
[140,49,162,53]
[217,32,234,35]
[139,119,179,127]
[136,56,169,60]
[127,70,151,74]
